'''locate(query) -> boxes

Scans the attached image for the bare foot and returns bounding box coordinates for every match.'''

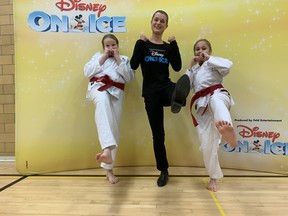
[95,153,101,161]
[106,170,119,184]
[215,120,237,147]
[95,148,113,164]
[207,178,217,192]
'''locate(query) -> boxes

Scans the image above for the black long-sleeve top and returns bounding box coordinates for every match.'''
[130,39,182,96]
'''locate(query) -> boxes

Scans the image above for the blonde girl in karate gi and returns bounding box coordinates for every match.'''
[84,34,135,184]
[184,39,237,191]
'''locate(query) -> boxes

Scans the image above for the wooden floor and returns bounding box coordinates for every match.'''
[1,159,288,216]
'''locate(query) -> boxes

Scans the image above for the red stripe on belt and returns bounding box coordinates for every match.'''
[190,84,227,127]
[90,75,125,91]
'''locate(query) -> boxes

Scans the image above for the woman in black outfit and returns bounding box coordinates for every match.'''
[130,10,190,187]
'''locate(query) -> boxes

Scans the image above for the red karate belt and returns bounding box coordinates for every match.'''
[190,84,227,127]
[90,75,125,91]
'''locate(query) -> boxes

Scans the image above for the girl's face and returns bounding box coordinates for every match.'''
[194,41,211,57]
[151,12,168,35]
[103,37,118,51]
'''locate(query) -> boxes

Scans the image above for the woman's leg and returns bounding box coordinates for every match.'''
[144,94,168,171]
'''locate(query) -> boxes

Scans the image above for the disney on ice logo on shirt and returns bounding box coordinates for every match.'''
[27,0,127,33]
[145,49,169,64]
[221,124,288,156]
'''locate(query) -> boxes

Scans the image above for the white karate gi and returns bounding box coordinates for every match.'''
[84,52,135,170]
[185,56,234,179]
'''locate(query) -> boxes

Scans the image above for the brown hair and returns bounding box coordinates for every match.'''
[151,10,169,25]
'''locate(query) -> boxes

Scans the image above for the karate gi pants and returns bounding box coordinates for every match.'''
[88,87,124,170]
[196,89,233,179]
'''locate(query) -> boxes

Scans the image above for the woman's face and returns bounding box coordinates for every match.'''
[151,12,168,35]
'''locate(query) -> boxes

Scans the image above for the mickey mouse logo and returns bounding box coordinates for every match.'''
[70,14,85,31]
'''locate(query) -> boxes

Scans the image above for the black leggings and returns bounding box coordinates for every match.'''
[144,83,175,171]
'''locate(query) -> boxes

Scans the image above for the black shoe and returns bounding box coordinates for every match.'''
[171,74,190,113]
[157,170,169,187]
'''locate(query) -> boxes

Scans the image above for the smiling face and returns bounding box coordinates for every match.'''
[151,11,168,35]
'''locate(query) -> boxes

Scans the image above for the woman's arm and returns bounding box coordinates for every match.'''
[169,40,182,72]
[130,39,145,70]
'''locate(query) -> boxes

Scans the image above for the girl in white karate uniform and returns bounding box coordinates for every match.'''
[185,39,237,192]
[84,34,135,184]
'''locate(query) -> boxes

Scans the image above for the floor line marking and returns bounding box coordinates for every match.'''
[0,176,27,192]
[202,178,226,216]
